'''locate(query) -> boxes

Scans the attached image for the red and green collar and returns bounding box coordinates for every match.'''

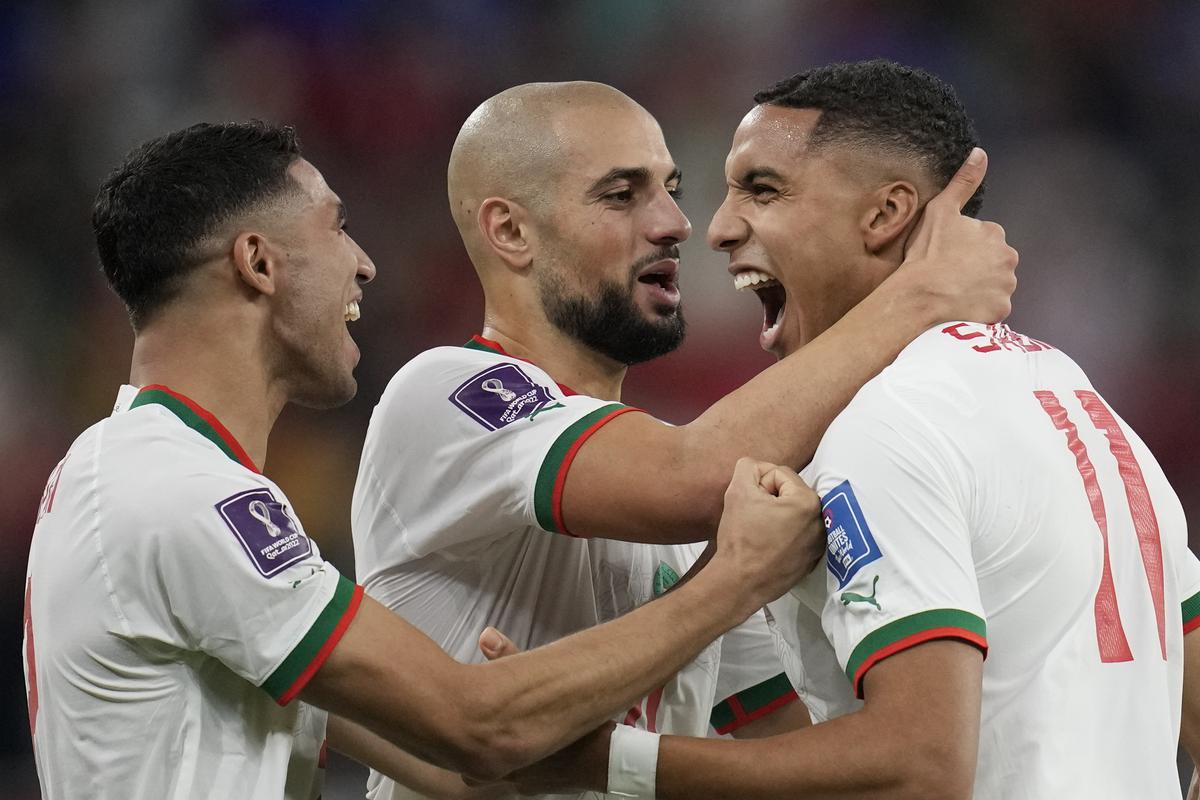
[464,335,578,396]
[128,384,260,473]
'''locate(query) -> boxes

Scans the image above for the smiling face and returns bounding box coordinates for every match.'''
[708,105,895,359]
[530,99,693,364]
[269,158,376,408]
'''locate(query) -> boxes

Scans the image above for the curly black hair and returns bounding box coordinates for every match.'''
[754,60,984,217]
[93,121,303,329]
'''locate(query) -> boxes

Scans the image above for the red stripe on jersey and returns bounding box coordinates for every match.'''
[550,406,641,534]
[140,384,260,473]
[276,585,364,706]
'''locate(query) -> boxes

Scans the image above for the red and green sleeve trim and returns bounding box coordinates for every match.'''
[130,385,260,473]
[710,672,798,735]
[532,403,640,535]
[1183,591,1200,634]
[262,575,364,705]
[845,608,987,699]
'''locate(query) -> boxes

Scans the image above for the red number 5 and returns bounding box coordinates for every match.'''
[1035,390,1166,663]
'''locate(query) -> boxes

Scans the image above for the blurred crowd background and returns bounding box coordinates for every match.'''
[3,1,1199,796]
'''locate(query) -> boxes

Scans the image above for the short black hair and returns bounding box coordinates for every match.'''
[93,121,303,329]
[755,60,984,217]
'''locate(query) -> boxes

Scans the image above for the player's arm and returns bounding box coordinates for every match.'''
[656,641,982,799]
[502,640,980,798]
[326,715,507,800]
[561,150,1017,543]
[302,459,822,782]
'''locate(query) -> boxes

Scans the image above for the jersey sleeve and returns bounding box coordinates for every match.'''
[805,376,988,699]
[709,610,798,735]
[353,349,641,560]
[1179,550,1200,634]
[110,471,361,706]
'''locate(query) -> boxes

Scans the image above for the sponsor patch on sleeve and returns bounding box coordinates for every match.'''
[449,363,557,431]
[821,480,882,588]
[215,488,312,577]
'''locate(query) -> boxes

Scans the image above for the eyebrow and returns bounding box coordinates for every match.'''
[586,166,682,195]
[738,167,787,185]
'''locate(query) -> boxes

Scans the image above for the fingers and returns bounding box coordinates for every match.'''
[758,465,806,497]
[728,456,763,489]
[478,626,521,661]
[930,147,987,212]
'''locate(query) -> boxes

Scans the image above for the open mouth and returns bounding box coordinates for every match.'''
[344,300,361,322]
[636,263,681,308]
[734,269,785,344]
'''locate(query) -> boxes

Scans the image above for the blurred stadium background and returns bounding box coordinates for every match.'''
[4,1,1199,796]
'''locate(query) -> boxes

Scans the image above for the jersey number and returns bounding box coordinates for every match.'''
[1035,390,1165,663]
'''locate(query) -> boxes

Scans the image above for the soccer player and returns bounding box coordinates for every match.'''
[352,81,1017,798]
[495,61,1200,799]
[20,121,827,799]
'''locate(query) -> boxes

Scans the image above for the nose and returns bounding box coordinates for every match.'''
[706,192,748,253]
[350,235,376,284]
[646,187,692,246]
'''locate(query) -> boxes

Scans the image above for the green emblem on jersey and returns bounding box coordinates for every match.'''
[653,562,681,598]
[840,575,881,611]
[527,401,565,421]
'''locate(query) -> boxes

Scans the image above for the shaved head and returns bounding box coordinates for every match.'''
[447,81,652,259]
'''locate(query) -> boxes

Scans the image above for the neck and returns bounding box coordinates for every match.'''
[129,313,284,470]
[480,313,626,401]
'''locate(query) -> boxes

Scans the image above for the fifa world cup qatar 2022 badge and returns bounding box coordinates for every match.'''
[821,480,883,588]
[215,488,312,577]
[449,363,560,431]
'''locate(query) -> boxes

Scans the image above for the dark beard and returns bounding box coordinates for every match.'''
[541,276,686,365]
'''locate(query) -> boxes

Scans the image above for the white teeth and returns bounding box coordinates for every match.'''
[733,269,779,292]
[344,300,360,322]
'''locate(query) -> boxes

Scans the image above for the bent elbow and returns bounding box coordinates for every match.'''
[449,723,537,782]
[440,693,540,781]
[899,743,975,800]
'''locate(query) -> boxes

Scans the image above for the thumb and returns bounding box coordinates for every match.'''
[932,147,987,212]
[479,626,522,660]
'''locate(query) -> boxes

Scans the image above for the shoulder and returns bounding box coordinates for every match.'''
[378,345,559,408]
[97,406,288,540]
[369,344,571,440]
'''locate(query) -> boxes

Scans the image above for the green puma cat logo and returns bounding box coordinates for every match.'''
[528,401,565,421]
[840,575,881,611]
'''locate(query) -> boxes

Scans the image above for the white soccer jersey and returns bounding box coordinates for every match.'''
[767,323,1200,799]
[353,336,795,800]
[22,384,362,800]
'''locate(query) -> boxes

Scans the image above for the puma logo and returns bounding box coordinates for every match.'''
[840,575,881,611]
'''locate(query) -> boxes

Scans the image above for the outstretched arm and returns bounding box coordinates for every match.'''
[560,149,1018,543]
[303,459,822,782]
[504,640,982,799]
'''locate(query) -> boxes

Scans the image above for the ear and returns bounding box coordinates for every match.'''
[477,196,533,271]
[860,181,921,255]
[230,231,278,296]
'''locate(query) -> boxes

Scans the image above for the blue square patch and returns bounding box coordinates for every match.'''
[821,480,882,588]
[449,363,556,431]
[215,488,312,578]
